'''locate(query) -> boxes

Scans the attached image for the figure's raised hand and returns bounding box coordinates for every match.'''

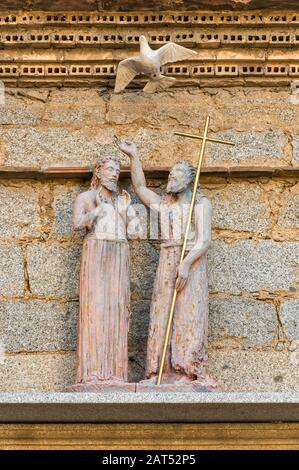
[114,136,138,158]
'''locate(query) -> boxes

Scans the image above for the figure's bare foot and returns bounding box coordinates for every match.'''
[192,371,223,391]
[138,375,159,385]
[173,374,193,385]
[66,379,136,393]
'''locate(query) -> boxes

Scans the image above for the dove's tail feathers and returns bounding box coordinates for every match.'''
[114,58,140,93]
[143,76,176,94]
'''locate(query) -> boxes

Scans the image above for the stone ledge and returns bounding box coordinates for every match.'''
[1,166,299,180]
[0,392,298,423]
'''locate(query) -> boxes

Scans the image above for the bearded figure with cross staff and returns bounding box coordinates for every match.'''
[117,117,234,391]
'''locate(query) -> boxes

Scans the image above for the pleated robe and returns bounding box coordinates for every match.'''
[74,190,131,385]
[146,195,210,382]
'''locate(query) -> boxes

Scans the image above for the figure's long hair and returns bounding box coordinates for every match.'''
[90,155,121,190]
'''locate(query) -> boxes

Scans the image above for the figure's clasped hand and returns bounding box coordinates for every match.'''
[114,135,138,159]
[95,194,108,216]
[175,260,190,292]
[93,205,106,218]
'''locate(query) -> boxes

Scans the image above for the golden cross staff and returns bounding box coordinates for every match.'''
[157,116,235,386]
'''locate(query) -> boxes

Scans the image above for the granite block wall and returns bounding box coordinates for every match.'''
[0,86,298,392]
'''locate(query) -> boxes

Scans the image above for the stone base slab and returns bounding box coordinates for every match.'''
[136,380,218,393]
[67,381,137,393]
[67,380,220,393]
[0,392,298,423]
[136,383,213,392]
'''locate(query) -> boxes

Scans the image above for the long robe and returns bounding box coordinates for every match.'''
[146,245,209,380]
[74,189,133,385]
[76,238,130,383]
[146,194,210,382]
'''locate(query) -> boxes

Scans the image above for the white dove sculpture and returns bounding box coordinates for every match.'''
[114,35,197,94]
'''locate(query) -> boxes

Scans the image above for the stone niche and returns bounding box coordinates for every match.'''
[0,1,298,425]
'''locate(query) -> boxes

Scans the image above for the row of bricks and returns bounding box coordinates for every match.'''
[0,63,299,77]
[0,12,299,26]
[1,31,299,47]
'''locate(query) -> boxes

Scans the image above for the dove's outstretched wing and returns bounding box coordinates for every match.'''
[114,57,140,93]
[155,43,197,66]
[143,76,176,93]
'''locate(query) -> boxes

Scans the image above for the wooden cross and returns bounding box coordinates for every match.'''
[157,116,235,385]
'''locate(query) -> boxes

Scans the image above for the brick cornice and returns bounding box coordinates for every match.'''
[1,9,299,86]
[0,2,298,12]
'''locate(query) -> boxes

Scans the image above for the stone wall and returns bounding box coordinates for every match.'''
[1,87,299,169]
[0,86,298,392]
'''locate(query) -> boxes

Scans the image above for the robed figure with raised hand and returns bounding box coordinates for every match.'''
[116,139,219,391]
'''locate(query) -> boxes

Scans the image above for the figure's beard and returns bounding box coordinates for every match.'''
[100,179,118,193]
[166,179,187,195]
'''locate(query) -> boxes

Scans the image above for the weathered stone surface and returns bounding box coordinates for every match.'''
[0,246,24,297]
[277,183,299,237]
[212,88,290,112]
[129,300,151,344]
[130,242,159,300]
[292,136,299,166]
[52,183,87,236]
[208,240,299,293]
[0,184,40,241]
[49,89,105,107]
[0,300,78,352]
[0,94,44,125]
[217,105,296,134]
[0,124,288,169]
[210,88,299,134]
[43,107,106,127]
[280,300,299,342]
[209,296,277,348]
[205,130,288,166]
[44,89,107,126]
[208,350,299,392]
[205,183,271,234]
[128,300,151,382]
[27,244,81,297]
[108,88,299,134]
[0,139,6,166]
[15,89,50,103]
[0,350,296,393]
[107,90,213,128]
[0,353,76,392]
[0,127,127,168]
[120,128,288,168]
[125,127,201,168]
[0,87,292,169]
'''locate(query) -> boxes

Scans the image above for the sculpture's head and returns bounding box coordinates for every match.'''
[139,35,147,45]
[166,160,198,194]
[91,155,121,192]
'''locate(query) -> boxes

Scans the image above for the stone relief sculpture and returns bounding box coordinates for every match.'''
[116,138,220,391]
[69,116,228,393]
[114,35,197,93]
[68,155,140,392]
